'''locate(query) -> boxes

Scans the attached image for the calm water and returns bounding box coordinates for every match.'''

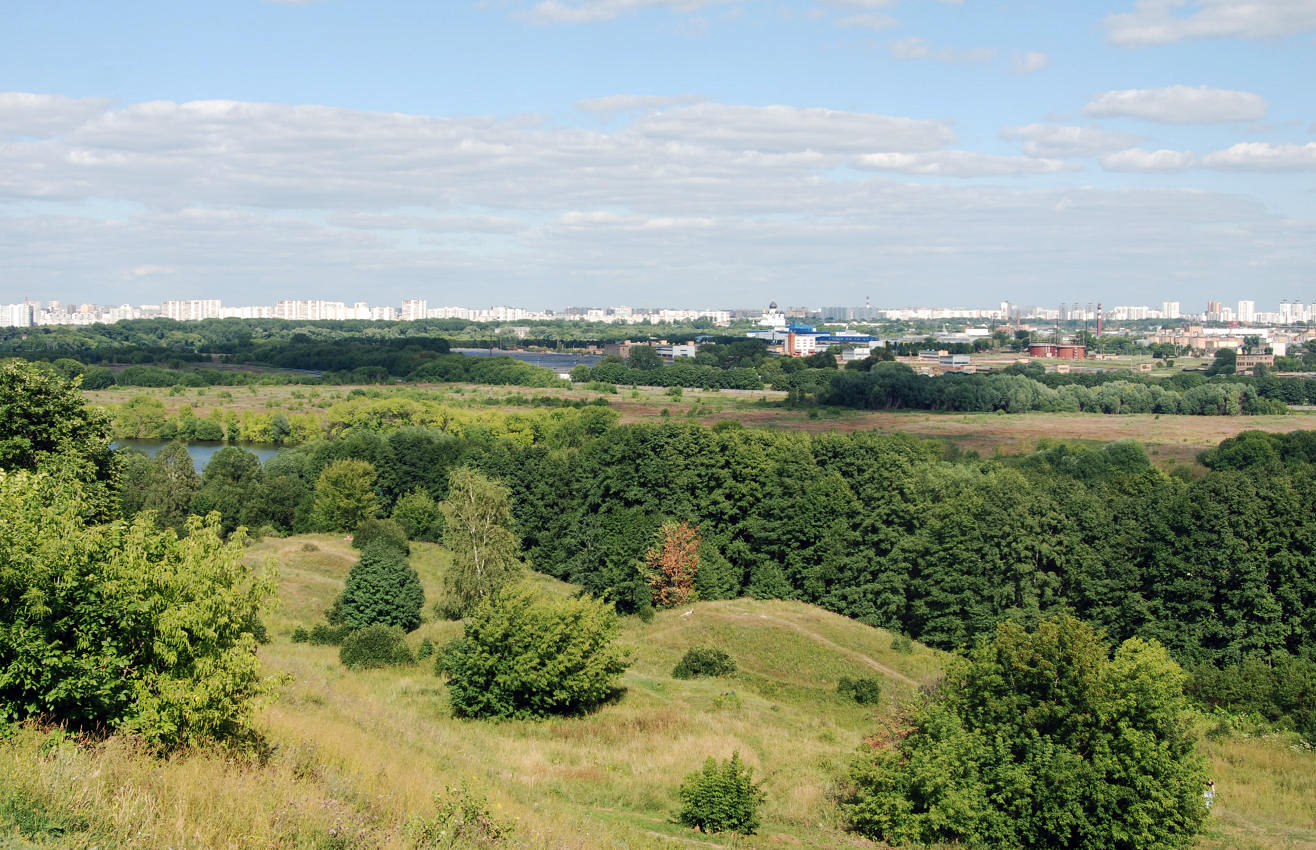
[112,439,282,473]
[453,348,602,370]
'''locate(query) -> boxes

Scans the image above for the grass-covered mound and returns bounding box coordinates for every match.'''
[1,534,1313,849]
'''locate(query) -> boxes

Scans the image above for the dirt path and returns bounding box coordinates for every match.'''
[715,606,918,687]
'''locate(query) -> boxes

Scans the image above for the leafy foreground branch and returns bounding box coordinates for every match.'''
[0,462,275,750]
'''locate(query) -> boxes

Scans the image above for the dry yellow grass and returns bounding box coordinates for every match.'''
[3,535,1314,849]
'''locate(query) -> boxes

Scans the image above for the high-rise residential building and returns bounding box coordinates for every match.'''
[1237,300,1256,323]
[401,299,428,321]
[1162,301,1181,320]
[1,303,35,327]
[162,299,222,321]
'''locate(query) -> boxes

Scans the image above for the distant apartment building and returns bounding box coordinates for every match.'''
[401,299,428,321]
[162,299,221,321]
[275,299,353,321]
[1162,301,1181,320]
[1237,300,1256,324]
[1,303,35,327]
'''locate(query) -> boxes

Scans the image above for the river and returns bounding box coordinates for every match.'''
[112,439,283,473]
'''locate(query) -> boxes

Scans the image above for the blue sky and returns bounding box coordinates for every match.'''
[1,0,1313,310]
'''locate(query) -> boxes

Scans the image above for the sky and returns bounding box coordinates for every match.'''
[1,0,1314,311]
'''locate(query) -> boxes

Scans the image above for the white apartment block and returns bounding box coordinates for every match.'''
[219,305,275,319]
[401,299,428,321]
[1161,301,1181,320]
[1237,300,1256,323]
[162,299,222,321]
[1,303,35,327]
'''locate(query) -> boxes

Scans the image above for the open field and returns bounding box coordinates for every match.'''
[86,381,1316,466]
[3,535,1314,848]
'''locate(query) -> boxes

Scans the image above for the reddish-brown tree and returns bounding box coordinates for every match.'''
[646,521,700,608]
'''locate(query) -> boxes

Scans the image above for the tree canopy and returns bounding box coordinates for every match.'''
[844,616,1207,849]
[0,462,274,749]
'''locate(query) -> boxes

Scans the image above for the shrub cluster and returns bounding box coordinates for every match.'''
[1188,652,1316,742]
[339,624,414,670]
[677,752,764,834]
[837,676,882,706]
[438,585,630,720]
[351,517,410,555]
[672,647,736,679]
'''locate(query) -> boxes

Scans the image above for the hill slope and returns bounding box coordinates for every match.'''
[1,535,1313,848]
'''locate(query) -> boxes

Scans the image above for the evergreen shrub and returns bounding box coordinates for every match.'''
[329,541,424,632]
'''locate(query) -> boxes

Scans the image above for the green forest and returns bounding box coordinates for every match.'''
[85,383,1316,740]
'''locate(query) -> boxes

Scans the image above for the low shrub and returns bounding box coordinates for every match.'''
[677,751,764,834]
[290,627,309,643]
[307,623,351,645]
[890,634,914,654]
[405,782,514,847]
[339,624,414,670]
[673,647,736,679]
[837,675,883,706]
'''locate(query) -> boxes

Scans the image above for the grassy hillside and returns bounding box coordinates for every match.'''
[2,535,1314,848]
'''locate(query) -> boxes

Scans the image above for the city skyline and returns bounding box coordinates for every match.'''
[6,293,1316,329]
[2,1,1314,306]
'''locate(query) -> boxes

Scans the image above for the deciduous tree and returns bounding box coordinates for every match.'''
[646,520,700,607]
[439,467,523,616]
[843,615,1207,849]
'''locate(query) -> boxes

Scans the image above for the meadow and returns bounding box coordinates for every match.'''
[85,381,1316,467]
[3,534,1314,849]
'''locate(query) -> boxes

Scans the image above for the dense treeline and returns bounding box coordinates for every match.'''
[130,404,1316,681]
[823,361,1310,413]
[2,322,566,388]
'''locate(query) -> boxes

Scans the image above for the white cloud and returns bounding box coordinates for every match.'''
[1084,85,1267,123]
[1105,0,1316,46]
[0,93,114,140]
[1203,141,1316,169]
[836,13,900,29]
[1100,147,1199,171]
[629,102,956,152]
[2,92,1313,307]
[1012,51,1050,73]
[1001,124,1146,157]
[576,94,707,113]
[520,0,743,22]
[889,37,995,62]
[855,151,1079,176]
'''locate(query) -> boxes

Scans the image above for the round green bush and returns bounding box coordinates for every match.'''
[673,647,736,679]
[437,585,630,719]
[837,675,882,706]
[678,751,764,834]
[339,624,414,670]
[352,517,410,555]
